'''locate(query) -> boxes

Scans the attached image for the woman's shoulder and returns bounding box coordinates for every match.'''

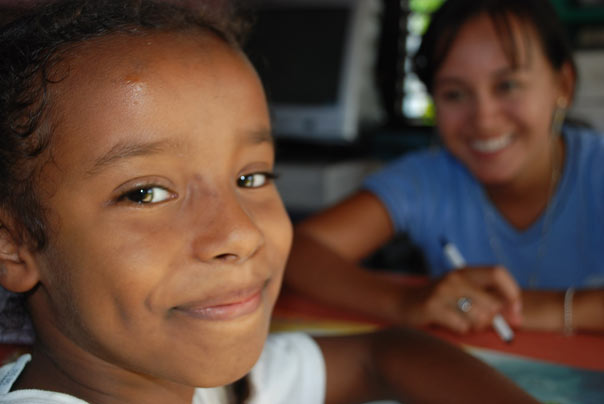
[390,145,452,164]
[373,145,465,180]
[565,124,604,151]
[562,125,604,210]
[564,125,604,173]
[362,145,475,207]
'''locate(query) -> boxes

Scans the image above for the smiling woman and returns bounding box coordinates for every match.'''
[284,0,604,337]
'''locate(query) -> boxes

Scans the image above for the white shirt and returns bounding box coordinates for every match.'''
[0,332,326,404]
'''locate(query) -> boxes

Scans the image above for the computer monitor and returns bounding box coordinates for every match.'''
[246,0,384,143]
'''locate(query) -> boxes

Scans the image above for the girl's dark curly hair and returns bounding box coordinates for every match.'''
[0,0,250,251]
[0,1,252,402]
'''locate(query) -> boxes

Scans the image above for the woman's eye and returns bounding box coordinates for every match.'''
[119,186,173,204]
[497,79,521,94]
[237,172,277,188]
[439,89,467,103]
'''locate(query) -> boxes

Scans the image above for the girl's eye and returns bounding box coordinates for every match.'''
[237,172,277,189]
[119,186,173,205]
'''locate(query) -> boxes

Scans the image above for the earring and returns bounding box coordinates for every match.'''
[551,98,568,137]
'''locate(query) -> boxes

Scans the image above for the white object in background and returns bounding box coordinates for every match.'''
[275,159,379,212]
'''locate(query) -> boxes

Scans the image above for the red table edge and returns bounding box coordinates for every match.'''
[273,286,604,372]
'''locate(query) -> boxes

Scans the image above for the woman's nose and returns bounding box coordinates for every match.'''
[191,193,264,264]
[472,94,502,134]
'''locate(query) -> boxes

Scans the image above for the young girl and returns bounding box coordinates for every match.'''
[0,0,540,403]
[285,0,604,335]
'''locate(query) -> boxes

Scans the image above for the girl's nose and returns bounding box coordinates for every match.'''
[191,194,264,264]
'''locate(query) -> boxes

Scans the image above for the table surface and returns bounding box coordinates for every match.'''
[272,284,604,372]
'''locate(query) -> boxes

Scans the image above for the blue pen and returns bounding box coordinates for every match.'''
[440,237,515,343]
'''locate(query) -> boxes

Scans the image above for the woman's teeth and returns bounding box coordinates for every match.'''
[470,135,513,153]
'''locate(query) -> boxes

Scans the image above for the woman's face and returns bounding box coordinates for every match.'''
[432,13,573,186]
[27,31,292,390]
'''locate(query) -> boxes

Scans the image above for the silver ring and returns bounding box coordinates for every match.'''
[457,297,473,313]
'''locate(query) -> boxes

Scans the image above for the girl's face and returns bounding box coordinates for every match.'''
[432,13,573,186]
[28,31,292,390]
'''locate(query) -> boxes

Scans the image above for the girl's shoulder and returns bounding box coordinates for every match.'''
[0,355,87,403]
[247,333,325,404]
[0,354,30,395]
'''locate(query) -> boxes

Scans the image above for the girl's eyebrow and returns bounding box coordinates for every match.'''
[86,129,273,177]
[244,128,274,146]
[86,139,178,177]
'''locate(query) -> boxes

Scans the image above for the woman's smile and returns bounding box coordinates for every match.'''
[434,13,570,187]
[469,133,514,154]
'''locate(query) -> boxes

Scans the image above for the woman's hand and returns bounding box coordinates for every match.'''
[397,266,523,334]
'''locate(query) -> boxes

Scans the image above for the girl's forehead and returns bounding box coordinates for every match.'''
[43,30,264,171]
[49,30,244,135]
[57,31,229,87]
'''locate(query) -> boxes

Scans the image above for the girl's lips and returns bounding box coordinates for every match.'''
[174,283,266,321]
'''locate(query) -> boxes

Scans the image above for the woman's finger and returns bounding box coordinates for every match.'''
[427,272,508,331]
[462,266,521,303]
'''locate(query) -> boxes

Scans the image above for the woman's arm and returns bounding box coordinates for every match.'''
[284,191,409,323]
[284,191,522,333]
[316,327,539,404]
[522,289,604,333]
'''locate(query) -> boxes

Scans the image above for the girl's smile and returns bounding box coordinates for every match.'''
[173,280,269,321]
[19,29,293,395]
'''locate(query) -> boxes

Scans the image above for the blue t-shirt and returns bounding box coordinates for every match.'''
[363,126,604,289]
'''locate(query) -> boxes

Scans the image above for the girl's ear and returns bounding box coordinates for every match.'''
[0,222,40,293]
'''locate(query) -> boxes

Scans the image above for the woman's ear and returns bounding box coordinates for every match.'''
[557,61,576,106]
[0,222,40,293]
